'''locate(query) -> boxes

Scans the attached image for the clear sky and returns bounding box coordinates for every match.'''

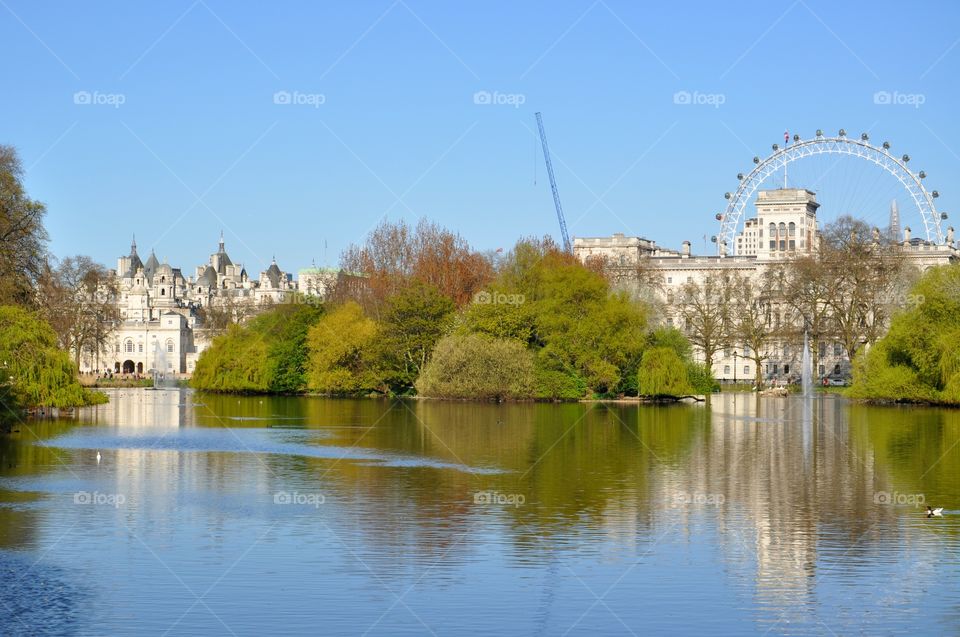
[3,0,959,275]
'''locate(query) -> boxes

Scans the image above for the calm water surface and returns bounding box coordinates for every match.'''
[1,389,959,636]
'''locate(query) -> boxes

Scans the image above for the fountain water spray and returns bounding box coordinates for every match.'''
[801,331,813,398]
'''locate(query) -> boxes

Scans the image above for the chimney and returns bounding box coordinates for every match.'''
[948,226,955,244]
[872,227,880,244]
[903,226,911,245]
[720,241,728,257]
[681,240,691,257]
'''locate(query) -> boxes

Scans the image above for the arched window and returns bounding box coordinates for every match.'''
[161,276,166,283]
[166,339,174,353]
[788,222,796,236]
[160,288,165,296]
[769,222,776,236]
[778,222,786,235]
[124,339,134,353]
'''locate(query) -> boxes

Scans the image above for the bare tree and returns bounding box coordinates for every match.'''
[678,271,733,370]
[729,274,773,386]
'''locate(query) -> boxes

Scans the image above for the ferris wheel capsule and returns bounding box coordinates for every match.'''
[816,129,823,137]
[861,133,869,141]
[753,156,760,164]
[711,236,717,243]
[932,190,939,198]
[737,172,744,180]
[883,141,890,150]
[793,134,800,142]
[716,213,723,220]
[772,143,779,151]
[941,212,948,220]
[919,170,926,179]
[724,192,732,199]
[839,129,846,137]
[902,154,910,163]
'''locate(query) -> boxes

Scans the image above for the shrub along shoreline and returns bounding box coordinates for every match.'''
[192,225,717,401]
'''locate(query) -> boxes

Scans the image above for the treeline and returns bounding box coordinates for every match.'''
[192,220,715,400]
[0,145,106,430]
[849,262,960,405]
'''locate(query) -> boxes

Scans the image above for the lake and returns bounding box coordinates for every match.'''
[1,389,958,635]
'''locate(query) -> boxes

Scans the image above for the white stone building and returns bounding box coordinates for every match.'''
[80,235,297,376]
[574,188,959,384]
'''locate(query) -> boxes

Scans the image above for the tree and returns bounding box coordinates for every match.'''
[0,306,105,418]
[819,216,909,362]
[339,218,493,316]
[35,255,118,367]
[191,303,323,393]
[677,272,732,371]
[0,145,48,306]
[306,302,382,394]
[729,274,772,386]
[638,347,692,397]
[377,282,455,392]
[415,334,535,400]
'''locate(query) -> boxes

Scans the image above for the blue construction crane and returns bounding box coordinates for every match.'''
[535,112,572,253]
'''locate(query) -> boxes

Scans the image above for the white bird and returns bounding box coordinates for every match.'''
[96,451,101,463]
[926,506,943,517]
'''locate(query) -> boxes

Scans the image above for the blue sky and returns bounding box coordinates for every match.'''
[3,0,959,274]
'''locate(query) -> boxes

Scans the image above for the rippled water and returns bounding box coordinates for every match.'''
[1,388,959,635]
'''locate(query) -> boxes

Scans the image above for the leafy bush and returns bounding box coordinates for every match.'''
[685,361,719,394]
[533,367,588,400]
[415,334,534,400]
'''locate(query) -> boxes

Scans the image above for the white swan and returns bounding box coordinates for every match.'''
[926,506,943,517]
[96,451,101,463]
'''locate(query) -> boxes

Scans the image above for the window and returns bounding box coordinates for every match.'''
[779,240,786,251]
[789,240,795,250]
[138,344,143,353]
[769,222,776,236]
[160,289,165,296]
[773,364,779,374]
[834,364,841,374]
[819,342,826,357]
[819,365,825,375]
[788,222,796,236]
[124,340,133,353]
[161,276,166,283]
[759,229,763,238]
[166,340,174,353]
[784,365,790,375]
[724,348,731,357]
[667,277,672,284]
[744,366,750,376]
[769,240,776,250]
[724,365,731,375]
[779,222,786,235]
[743,345,751,356]
[833,342,842,356]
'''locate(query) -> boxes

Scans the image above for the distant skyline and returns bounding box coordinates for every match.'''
[4,0,960,273]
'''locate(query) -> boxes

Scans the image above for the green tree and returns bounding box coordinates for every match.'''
[415,334,535,400]
[637,346,693,398]
[0,306,105,424]
[307,302,382,394]
[377,282,455,392]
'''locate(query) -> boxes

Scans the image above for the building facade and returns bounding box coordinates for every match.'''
[80,235,300,376]
[574,188,959,384]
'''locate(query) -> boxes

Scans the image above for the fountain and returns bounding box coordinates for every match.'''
[801,330,813,398]
[150,341,175,390]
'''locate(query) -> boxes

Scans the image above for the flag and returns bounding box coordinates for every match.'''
[784,130,789,145]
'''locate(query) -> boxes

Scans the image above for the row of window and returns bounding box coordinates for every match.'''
[119,339,177,354]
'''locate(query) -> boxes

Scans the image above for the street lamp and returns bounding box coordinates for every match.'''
[733,351,738,384]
